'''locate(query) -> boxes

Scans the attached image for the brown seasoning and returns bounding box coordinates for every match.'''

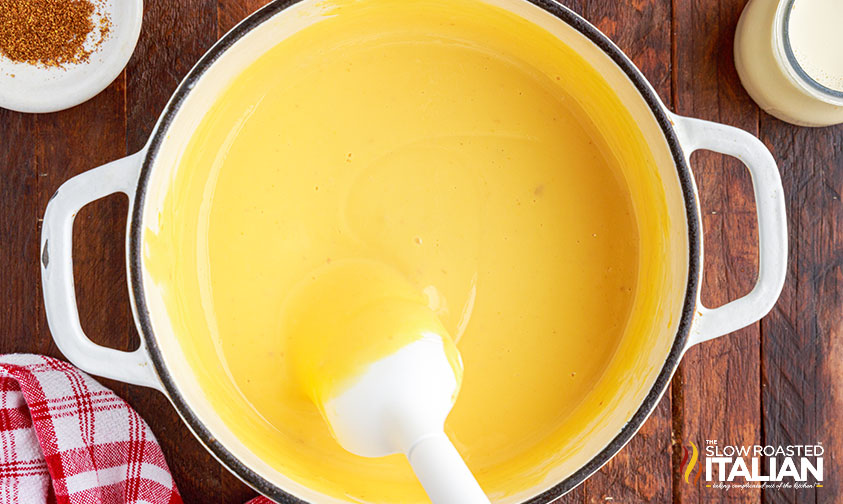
[0,0,110,68]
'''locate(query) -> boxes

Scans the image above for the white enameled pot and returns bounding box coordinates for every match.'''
[40,0,788,502]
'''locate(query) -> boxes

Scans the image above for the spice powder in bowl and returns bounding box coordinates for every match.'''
[0,0,111,68]
[0,0,141,113]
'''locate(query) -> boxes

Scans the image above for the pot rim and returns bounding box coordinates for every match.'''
[128,0,701,502]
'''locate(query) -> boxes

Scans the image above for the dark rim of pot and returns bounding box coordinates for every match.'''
[129,0,700,502]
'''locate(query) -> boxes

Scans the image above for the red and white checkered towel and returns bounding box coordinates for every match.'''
[0,354,181,504]
[0,354,283,504]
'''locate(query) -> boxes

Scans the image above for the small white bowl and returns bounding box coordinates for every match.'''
[0,0,143,113]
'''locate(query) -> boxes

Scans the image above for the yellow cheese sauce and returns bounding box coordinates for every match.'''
[281,258,462,410]
[145,0,677,501]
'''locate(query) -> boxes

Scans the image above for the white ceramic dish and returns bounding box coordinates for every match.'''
[0,0,142,113]
[39,0,788,502]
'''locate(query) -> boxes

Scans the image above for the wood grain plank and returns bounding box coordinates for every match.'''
[218,0,271,34]
[560,0,584,18]
[570,0,674,502]
[0,111,40,355]
[672,0,762,503]
[122,1,251,502]
[759,119,843,504]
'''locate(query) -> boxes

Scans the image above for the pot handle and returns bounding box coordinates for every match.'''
[40,151,161,389]
[672,115,788,347]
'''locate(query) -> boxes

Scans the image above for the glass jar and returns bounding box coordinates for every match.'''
[735,0,843,127]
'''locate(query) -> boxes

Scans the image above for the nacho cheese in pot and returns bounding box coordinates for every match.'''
[145,0,672,501]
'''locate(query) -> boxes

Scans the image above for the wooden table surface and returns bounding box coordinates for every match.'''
[1,0,840,502]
